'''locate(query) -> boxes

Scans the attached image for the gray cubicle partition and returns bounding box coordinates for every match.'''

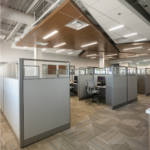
[127,67,138,102]
[78,68,93,100]
[1,58,70,148]
[145,68,150,96]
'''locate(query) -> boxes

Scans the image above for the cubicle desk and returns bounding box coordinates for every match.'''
[95,86,106,103]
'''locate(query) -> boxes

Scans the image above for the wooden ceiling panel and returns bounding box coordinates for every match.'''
[59,3,81,18]
[41,12,74,30]
[16,0,118,56]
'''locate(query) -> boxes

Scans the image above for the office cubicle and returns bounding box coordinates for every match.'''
[111,66,138,110]
[1,58,70,148]
[78,67,94,100]
[145,68,150,96]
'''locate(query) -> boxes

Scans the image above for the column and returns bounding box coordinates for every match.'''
[99,58,105,68]
[34,47,43,78]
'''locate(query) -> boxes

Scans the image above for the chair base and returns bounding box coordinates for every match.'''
[86,95,99,105]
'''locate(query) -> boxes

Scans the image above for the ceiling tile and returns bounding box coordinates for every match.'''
[112,27,134,36]
[92,0,122,14]
[96,16,114,26]
[133,26,150,34]
[87,7,103,18]
[127,21,149,30]
[101,21,122,30]
[80,0,100,6]
[140,31,150,40]
[127,34,144,40]
[117,14,141,26]
[80,1,90,9]
[106,6,132,21]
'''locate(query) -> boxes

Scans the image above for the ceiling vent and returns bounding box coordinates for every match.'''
[35,42,48,46]
[65,19,89,30]
[114,37,129,43]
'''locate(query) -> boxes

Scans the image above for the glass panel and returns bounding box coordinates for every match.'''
[106,68,112,75]
[79,68,85,75]
[4,61,19,79]
[113,67,126,76]
[86,68,93,75]
[24,60,69,79]
[128,68,137,75]
[146,69,150,75]
[94,68,105,75]
[137,68,145,75]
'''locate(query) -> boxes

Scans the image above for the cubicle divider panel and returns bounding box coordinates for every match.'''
[23,78,70,144]
[145,74,150,96]
[2,61,20,142]
[20,58,70,148]
[128,75,138,102]
[137,75,145,94]
[0,66,4,112]
[112,76,128,109]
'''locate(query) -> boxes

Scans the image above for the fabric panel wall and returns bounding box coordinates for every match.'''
[78,75,93,100]
[0,66,4,112]
[146,75,150,96]
[23,78,70,140]
[128,76,137,101]
[4,78,20,139]
[137,75,145,94]
[112,76,127,108]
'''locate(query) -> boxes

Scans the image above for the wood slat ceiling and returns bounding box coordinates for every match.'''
[16,0,118,54]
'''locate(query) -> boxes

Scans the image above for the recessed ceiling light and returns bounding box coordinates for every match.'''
[56,49,65,53]
[148,49,150,50]
[81,42,97,48]
[109,25,124,31]
[24,47,27,48]
[54,43,66,48]
[43,30,58,39]
[123,46,143,50]
[86,54,97,57]
[136,53,148,56]
[36,42,48,46]
[106,57,112,58]
[91,57,96,59]
[42,48,46,51]
[68,52,73,54]
[134,38,147,42]
[143,59,150,61]
[118,61,133,63]
[105,54,118,56]
[123,33,137,37]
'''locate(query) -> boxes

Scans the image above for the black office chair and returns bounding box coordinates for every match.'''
[70,84,75,96]
[86,79,99,104]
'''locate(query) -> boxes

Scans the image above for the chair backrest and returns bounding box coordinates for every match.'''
[86,79,95,95]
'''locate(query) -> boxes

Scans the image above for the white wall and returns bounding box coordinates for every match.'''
[1,40,99,68]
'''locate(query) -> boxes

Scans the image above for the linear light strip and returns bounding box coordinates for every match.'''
[81,42,97,48]
[109,25,124,31]
[143,59,150,61]
[68,52,73,54]
[42,48,46,51]
[134,38,147,42]
[86,54,97,57]
[91,57,96,59]
[43,30,58,39]
[123,46,143,50]
[105,54,118,56]
[123,33,137,37]
[56,49,65,53]
[54,43,66,48]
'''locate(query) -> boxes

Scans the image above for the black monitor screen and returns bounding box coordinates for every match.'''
[97,76,105,85]
[74,76,78,81]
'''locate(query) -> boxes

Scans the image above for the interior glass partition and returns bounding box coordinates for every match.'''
[23,59,69,79]
[94,68,106,75]
[113,67,127,76]
[128,67,137,75]
[137,68,145,74]
[146,68,150,75]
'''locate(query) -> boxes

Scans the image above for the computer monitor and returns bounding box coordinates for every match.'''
[97,76,105,86]
[74,76,78,83]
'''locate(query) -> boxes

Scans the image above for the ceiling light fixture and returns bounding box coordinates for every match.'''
[42,48,46,51]
[54,43,66,48]
[81,42,97,47]
[109,25,124,31]
[0,34,5,39]
[148,49,150,50]
[123,46,143,50]
[86,54,97,57]
[123,33,137,37]
[118,61,133,63]
[43,30,58,39]
[24,47,27,48]
[56,49,65,53]
[134,38,147,42]
[91,57,96,59]
[68,52,73,54]
[136,53,148,56]
[36,42,48,46]
[105,54,118,56]
[143,59,150,61]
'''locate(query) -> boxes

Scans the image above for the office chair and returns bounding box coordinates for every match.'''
[86,79,99,105]
[70,84,75,96]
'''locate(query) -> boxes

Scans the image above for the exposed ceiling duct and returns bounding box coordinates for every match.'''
[0,5,35,25]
